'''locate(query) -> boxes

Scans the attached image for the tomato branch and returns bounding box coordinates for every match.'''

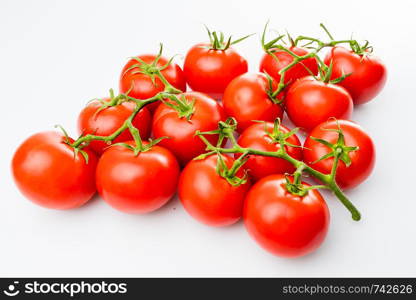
[195,125,361,221]
[70,47,183,150]
[262,23,369,99]
[70,94,160,149]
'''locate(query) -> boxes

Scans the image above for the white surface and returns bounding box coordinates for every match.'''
[1,0,415,277]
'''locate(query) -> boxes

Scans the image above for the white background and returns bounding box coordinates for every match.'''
[1,0,415,277]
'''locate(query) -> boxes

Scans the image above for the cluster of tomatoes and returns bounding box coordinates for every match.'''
[12,25,386,258]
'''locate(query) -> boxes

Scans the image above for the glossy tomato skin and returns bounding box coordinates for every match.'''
[286,76,353,132]
[303,119,375,190]
[96,142,180,214]
[223,73,284,132]
[119,54,186,112]
[236,122,303,181]
[77,99,151,155]
[244,174,329,258]
[179,155,251,227]
[324,47,387,105]
[12,131,98,209]
[260,46,318,84]
[152,92,226,166]
[184,43,248,99]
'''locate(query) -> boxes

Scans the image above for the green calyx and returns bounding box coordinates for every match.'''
[263,118,301,149]
[317,59,351,84]
[215,153,249,187]
[310,120,359,168]
[264,72,285,104]
[350,40,373,56]
[261,21,287,54]
[284,175,327,197]
[162,94,195,121]
[54,124,90,164]
[193,118,238,158]
[124,43,168,77]
[284,174,309,197]
[91,88,131,119]
[194,119,248,187]
[112,123,168,156]
[123,43,181,93]
[284,166,328,197]
[204,25,253,51]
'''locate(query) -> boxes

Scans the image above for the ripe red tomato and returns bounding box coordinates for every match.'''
[119,54,186,112]
[260,46,318,84]
[152,92,226,166]
[324,46,387,105]
[303,119,376,190]
[178,155,251,227]
[243,174,329,258]
[222,73,284,132]
[96,141,180,214]
[285,76,353,132]
[77,99,151,155]
[236,122,303,181]
[183,43,248,99]
[12,131,98,209]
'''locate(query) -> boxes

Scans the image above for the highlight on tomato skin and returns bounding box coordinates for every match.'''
[95,141,180,214]
[183,43,248,100]
[303,119,376,190]
[285,76,353,132]
[324,46,387,105]
[243,174,330,258]
[178,155,251,227]
[152,91,226,167]
[222,73,284,133]
[9,23,387,259]
[11,131,98,210]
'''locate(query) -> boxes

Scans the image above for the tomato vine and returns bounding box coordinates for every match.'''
[66,26,374,221]
[262,22,372,100]
[194,118,361,221]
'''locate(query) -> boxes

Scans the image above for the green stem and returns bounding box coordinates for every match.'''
[270,37,358,98]
[330,182,361,221]
[196,135,360,221]
[228,151,249,176]
[330,148,342,178]
[271,53,315,97]
[127,122,143,151]
[71,95,160,148]
[155,69,182,94]
[292,164,305,184]
[320,23,334,40]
